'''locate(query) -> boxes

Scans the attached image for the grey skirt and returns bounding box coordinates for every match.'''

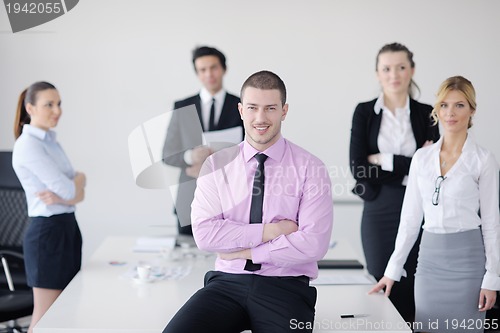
[414,229,486,333]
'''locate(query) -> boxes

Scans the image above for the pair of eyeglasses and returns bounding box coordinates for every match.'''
[432,176,446,206]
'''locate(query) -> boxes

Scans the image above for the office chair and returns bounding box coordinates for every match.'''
[0,151,33,332]
[0,253,33,333]
[0,151,29,289]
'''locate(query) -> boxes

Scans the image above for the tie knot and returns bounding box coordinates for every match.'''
[254,153,268,164]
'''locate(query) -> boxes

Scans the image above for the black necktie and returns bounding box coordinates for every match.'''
[208,98,216,131]
[244,153,268,271]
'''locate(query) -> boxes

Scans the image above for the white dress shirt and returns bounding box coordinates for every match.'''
[12,125,76,217]
[199,87,226,131]
[384,135,500,290]
[374,94,416,184]
[184,88,227,165]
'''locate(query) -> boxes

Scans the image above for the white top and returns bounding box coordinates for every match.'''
[384,135,500,290]
[199,87,226,131]
[374,94,416,184]
[12,124,76,217]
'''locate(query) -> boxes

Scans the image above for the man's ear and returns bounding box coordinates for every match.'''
[238,102,244,119]
[281,103,289,121]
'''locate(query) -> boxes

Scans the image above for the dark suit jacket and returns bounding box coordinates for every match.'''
[350,98,440,201]
[162,92,243,226]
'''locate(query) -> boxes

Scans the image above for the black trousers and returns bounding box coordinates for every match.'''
[163,271,317,333]
[361,185,420,323]
[177,217,192,235]
[174,207,193,235]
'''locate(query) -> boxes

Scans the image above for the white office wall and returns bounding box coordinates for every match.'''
[1,0,499,261]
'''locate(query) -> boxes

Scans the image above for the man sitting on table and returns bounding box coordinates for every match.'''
[162,70,333,333]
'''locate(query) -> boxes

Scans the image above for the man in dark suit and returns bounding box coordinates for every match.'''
[163,46,243,235]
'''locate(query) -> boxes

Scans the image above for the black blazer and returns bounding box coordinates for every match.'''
[350,98,440,201]
[162,92,243,225]
[175,93,242,133]
[163,92,243,169]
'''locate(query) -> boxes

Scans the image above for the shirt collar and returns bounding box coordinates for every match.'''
[434,133,475,154]
[242,135,286,163]
[462,134,475,153]
[200,87,226,105]
[373,93,410,115]
[23,124,56,142]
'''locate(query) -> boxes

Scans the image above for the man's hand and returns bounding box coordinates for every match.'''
[186,163,203,178]
[218,249,251,261]
[191,146,213,165]
[218,220,299,260]
[262,219,298,243]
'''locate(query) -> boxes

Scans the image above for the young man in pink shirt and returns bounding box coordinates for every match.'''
[163,70,333,333]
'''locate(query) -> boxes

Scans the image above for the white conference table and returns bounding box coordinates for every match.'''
[34,236,410,333]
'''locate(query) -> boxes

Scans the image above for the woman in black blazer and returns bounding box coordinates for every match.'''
[349,43,439,322]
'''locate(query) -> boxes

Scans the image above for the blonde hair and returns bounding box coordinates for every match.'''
[431,76,476,129]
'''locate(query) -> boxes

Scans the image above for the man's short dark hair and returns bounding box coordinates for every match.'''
[240,70,287,106]
[192,46,227,72]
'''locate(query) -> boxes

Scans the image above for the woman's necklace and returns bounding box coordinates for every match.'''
[440,151,460,168]
[441,135,467,170]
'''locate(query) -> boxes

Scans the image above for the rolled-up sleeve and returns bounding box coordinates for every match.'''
[192,156,264,252]
[251,159,333,266]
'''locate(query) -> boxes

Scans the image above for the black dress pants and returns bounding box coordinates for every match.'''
[361,185,421,323]
[163,271,317,333]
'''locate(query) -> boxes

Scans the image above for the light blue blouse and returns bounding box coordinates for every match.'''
[12,125,76,217]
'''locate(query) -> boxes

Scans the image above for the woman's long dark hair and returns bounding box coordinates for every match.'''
[14,81,56,138]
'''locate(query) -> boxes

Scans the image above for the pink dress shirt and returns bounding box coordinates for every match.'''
[191,136,333,279]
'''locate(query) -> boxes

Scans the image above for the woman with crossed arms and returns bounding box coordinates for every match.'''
[370,76,499,333]
[12,81,86,333]
[350,42,439,322]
